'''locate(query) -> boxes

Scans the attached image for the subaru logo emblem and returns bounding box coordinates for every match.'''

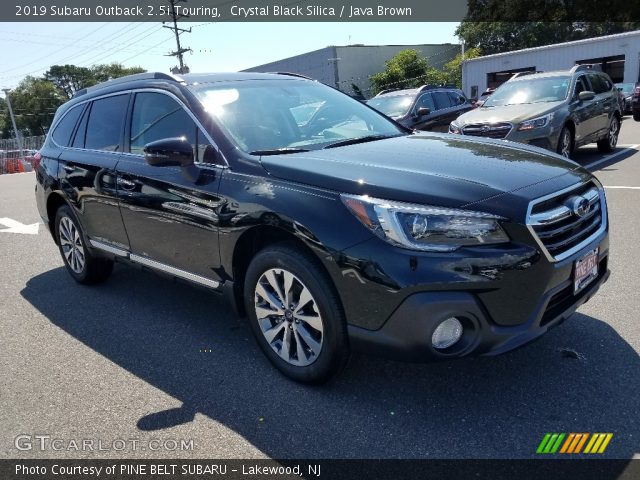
[569,195,591,217]
[481,125,491,132]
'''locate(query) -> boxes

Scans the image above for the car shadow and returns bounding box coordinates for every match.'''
[572,145,638,171]
[20,266,640,459]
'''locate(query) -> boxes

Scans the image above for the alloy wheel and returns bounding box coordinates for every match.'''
[254,268,324,367]
[609,118,619,149]
[559,129,572,158]
[59,216,85,274]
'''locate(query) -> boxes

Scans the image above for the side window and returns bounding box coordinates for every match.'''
[587,74,606,94]
[448,91,467,106]
[130,92,206,162]
[72,103,90,148]
[414,93,435,113]
[601,77,612,91]
[51,105,83,147]
[432,91,453,110]
[85,95,129,151]
[574,77,588,98]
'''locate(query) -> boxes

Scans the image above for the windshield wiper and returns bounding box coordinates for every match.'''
[249,147,310,155]
[323,134,397,149]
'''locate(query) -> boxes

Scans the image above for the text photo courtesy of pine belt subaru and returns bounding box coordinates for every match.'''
[449,65,621,159]
[35,72,610,383]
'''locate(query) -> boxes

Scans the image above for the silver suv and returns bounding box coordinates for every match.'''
[450,65,621,158]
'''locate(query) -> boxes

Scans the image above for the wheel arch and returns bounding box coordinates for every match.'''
[229,224,339,317]
[45,192,69,244]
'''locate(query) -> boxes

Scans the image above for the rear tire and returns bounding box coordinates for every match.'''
[556,126,574,159]
[633,112,640,122]
[244,244,349,384]
[597,116,620,153]
[54,205,113,285]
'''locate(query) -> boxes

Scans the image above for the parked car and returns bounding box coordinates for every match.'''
[36,72,610,383]
[450,65,621,158]
[366,85,474,132]
[632,83,640,121]
[615,82,635,114]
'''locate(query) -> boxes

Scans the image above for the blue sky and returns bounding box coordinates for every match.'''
[0,22,459,93]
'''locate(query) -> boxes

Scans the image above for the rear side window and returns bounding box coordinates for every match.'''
[129,92,205,160]
[84,95,128,151]
[448,91,467,106]
[72,104,90,148]
[51,105,83,147]
[432,91,453,110]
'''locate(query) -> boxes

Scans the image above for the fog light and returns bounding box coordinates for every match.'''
[432,317,463,349]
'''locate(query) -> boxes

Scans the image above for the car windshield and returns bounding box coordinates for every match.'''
[193,80,404,154]
[483,76,571,107]
[616,83,634,94]
[366,94,414,118]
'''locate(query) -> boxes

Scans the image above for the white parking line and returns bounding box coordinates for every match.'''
[603,186,640,190]
[584,144,640,170]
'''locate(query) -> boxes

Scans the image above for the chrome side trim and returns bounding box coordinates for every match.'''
[89,239,128,257]
[129,254,220,289]
[89,239,220,289]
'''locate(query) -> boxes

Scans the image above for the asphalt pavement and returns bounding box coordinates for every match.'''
[1,121,639,460]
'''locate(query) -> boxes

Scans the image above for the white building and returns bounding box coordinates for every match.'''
[462,30,640,99]
[244,44,460,98]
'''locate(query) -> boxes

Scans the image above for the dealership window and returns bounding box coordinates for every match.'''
[486,67,536,89]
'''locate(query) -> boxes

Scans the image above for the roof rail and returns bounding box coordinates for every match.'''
[570,64,602,74]
[418,84,458,92]
[72,72,184,98]
[271,72,314,80]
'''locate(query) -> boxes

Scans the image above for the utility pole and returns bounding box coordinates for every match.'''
[2,89,24,163]
[164,0,192,74]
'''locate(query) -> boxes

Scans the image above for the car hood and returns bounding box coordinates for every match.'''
[260,133,584,209]
[454,102,564,127]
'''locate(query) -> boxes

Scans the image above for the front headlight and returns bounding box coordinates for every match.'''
[449,122,461,134]
[517,113,554,131]
[341,194,509,252]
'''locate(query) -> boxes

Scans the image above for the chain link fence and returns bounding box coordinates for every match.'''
[0,135,46,174]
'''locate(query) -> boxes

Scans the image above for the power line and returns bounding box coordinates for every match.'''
[164,0,192,74]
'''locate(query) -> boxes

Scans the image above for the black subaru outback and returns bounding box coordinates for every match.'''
[35,72,609,383]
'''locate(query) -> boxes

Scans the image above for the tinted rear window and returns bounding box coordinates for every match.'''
[51,105,83,147]
[85,95,128,151]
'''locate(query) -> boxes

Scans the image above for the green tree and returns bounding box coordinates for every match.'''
[457,0,640,55]
[0,96,7,138]
[369,49,445,95]
[9,76,66,136]
[442,47,482,88]
[44,64,95,99]
[90,63,146,83]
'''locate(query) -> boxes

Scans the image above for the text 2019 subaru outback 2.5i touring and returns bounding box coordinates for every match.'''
[35,72,610,383]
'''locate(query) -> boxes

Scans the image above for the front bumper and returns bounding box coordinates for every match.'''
[328,222,609,362]
[504,124,561,152]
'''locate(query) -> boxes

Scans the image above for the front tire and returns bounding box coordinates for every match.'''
[597,116,620,153]
[54,205,113,284]
[244,244,349,384]
[556,125,574,159]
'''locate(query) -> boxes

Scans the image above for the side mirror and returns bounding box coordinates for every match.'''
[415,107,430,117]
[578,91,596,102]
[144,137,194,167]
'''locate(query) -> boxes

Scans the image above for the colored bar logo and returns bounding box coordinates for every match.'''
[537,433,613,454]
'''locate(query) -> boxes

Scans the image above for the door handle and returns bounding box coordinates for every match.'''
[62,165,75,173]
[117,177,136,190]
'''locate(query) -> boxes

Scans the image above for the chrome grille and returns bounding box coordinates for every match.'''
[461,123,512,139]
[527,182,605,261]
